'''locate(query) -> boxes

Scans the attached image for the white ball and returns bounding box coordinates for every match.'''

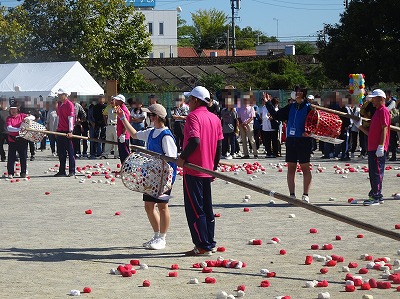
[69,290,80,296]
[236,290,245,297]
[216,291,228,299]
[318,292,330,299]
[189,278,199,284]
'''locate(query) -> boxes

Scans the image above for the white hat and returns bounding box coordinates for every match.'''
[366,89,385,98]
[184,86,211,103]
[307,95,315,100]
[112,94,126,103]
[56,88,70,96]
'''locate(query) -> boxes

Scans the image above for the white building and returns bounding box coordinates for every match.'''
[256,41,317,56]
[139,10,177,59]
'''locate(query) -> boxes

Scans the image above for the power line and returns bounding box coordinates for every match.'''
[249,0,343,11]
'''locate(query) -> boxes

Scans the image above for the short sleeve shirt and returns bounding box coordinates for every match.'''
[57,99,75,132]
[117,104,130,138]
[368,104,390,151]
[182,106,224,177]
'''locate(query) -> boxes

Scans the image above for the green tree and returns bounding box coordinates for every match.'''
[294,41,316,55]
[191,9,228,52]
[0,0,151,92]
[236,26,274,50]
[317,0,400,86]
[0,6,29,63]
[177,14,194,47]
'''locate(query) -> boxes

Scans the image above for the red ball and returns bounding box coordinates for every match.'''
[309,228,318,233]
[142,280,151,287]
[130,259,140,266]
[214,213,221,217]
[348,262,358,268]
[279,249,287,255]
[359,268,368,274]
[305,255,313,265]
[395,224,400,229]
[360,283,371,290]
[396,286,400,291]
[168,271,178,277]
[357,234,364,238]
[85,209,92,214]
[171,264,179,270]
[326,260,337,267]
[311,244,319,250]
[260,280,270,287]
[217,246,226,252]
[369,278,378,288]
[252,239,262,245]
[323,244,333,250]
[320,268,328,274]
[114,211,121,216]
[45,191,50,195]
[335,235,342,240]
[266,272,276,277]
[243,207,250,212]
[204,277,216,284]
[317,280,328,287]
[345,285,356,292]
[237,285,246,291]
[82,287,91,293]
[202,267,213,273]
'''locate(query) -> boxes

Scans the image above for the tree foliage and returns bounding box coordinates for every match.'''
[0,0,152,92]
[294,41,316,55]
[191,9,228,51]
[317,0,400,86]
[236,26,275,50]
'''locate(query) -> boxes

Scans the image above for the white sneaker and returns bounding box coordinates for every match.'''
[302,195,310,203]
[143,236,157,248]
[148,237,166,250]
[225,154,233,160]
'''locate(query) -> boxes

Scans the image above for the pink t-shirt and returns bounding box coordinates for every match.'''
[6,113,27,143]
[183,106,223,177]
[117,104,130,138]
[368,104,390,151]
[57,99,75,131]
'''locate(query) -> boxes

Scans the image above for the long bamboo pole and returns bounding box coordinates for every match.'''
[25,127,400,241]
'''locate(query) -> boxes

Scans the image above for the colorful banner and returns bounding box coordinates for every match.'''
[349,74,365,103]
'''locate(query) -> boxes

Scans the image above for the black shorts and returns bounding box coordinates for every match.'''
[143,189,172,204]
[285,137,312,164]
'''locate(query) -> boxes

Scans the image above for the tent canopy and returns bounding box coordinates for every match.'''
[0,61,104,99]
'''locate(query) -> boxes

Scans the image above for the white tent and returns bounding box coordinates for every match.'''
[0,61,104,99]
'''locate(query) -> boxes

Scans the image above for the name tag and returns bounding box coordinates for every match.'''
[289,128,296,136]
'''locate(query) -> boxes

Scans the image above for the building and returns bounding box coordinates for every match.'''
[256,41,317,56]
[127,1,177,58]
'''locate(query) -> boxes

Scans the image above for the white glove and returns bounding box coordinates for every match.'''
[119,134,126,143]
[376,145,384,157]
[354,116,362,128]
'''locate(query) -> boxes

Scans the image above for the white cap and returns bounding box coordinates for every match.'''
[366,89,385,98]
[307,95,315,100]
[184,86,211,103]
[56,88,70,96]
[112,94,126,103]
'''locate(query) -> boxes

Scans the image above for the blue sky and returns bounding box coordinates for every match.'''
[3,0,345,41]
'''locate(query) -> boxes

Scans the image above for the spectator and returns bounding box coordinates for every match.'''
[171,94,189,152]
[101,96,119,159]
[0,104,8,162]
[46,100,59,157]
[130,100,147,147]
[220,96,238,159]
[237,96,258,159]
[80,101,89,157]
[91,95,107,158]
[348,96,361,158]
[261,94,280,158]
[385,90,398,161]
[113,94,130,164]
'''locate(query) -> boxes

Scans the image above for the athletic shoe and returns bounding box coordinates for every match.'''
[30,156,35,161]
[148,237,166,250]
[7,175,13,179]
[211,247,217,253]
[20,173,27,178]
[378,198,384,204]
[184,247,212,256]
[301,195,310,203]
[363,197,380,206]
[143,236,157,248]
[54,172,67,177]
[225,154,233,160]
[52,152,57,157]
[241,155,250,159]
[68,172,76,177]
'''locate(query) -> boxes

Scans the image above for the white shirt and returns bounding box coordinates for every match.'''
[260,106,276,131]
[136,127,177,158]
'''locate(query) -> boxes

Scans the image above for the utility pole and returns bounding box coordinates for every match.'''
[344,0,349,8]
[230,0,240,57]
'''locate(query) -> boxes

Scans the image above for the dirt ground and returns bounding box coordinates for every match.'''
[0,146,399,299]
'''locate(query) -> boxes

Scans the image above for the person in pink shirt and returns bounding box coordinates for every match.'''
[54,88,76,177]
[177,86,223,256]
[355,89,390,206]
[113,94,130,163]
[5,98,35,179]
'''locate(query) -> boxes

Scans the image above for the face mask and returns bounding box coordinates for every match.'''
[290,91,296,100]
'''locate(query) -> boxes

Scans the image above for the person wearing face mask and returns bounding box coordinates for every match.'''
[265,86,312,203]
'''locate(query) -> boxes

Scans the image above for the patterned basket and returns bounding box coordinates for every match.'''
[19,119,46,142]
[305,110,342,138]
[121,152,173,198]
